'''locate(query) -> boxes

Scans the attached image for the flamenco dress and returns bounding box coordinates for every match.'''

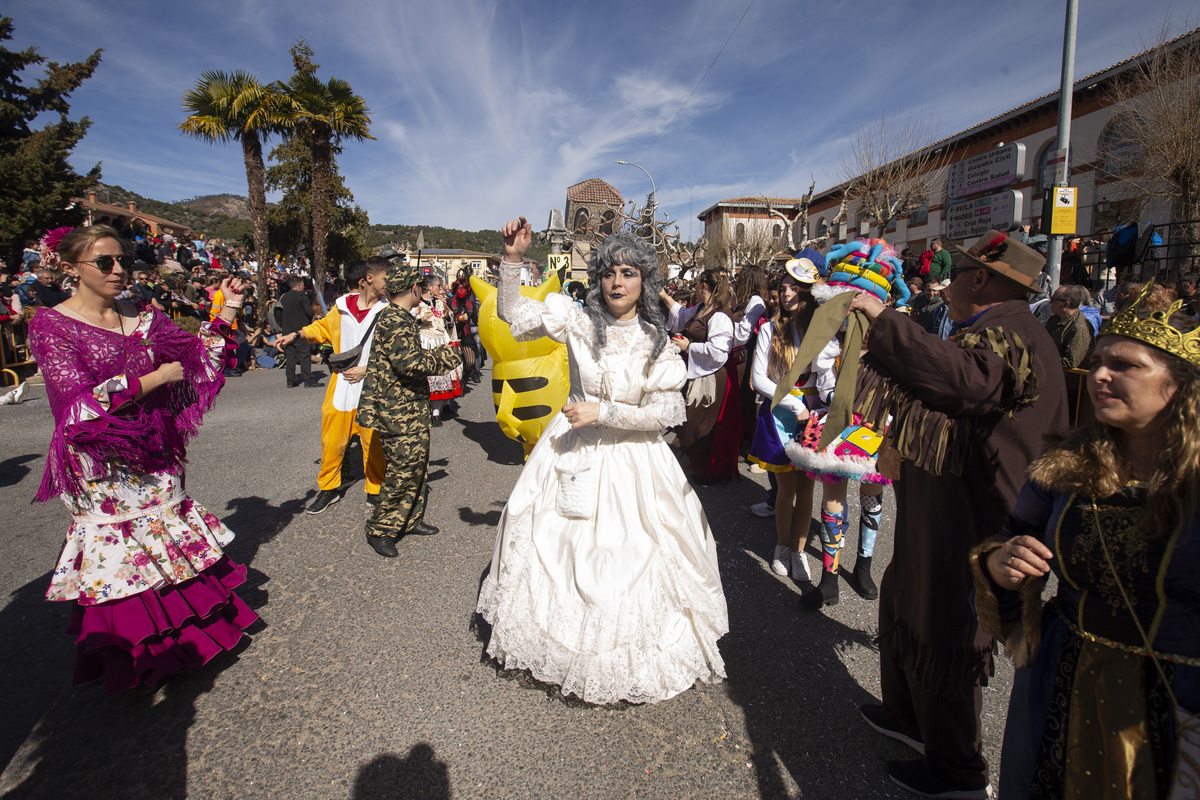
[29,302,258,693]
[476,264,728,705]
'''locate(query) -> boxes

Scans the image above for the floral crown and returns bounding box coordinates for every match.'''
[1099,279,1200,366]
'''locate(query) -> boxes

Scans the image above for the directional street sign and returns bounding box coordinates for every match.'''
[946,190,1024,240]
[947,143,1026,200]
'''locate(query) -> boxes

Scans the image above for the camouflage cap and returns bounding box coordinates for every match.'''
[385,260,422,294]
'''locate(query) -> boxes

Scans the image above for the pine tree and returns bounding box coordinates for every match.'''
[0,17,101,267]
[265,134,369,275]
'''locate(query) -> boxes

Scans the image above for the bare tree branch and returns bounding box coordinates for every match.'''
[1093,22,1200,257]
[838,106,949,239]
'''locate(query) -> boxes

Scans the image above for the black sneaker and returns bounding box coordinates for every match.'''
[886,759,992,799]
[409,521,439,536]
[304,380,324,388]
[306,489,341,515]
[861,705,925,754]
[365,534,399,558]
[366,493,380,507]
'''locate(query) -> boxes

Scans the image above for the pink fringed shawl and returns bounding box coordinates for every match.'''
[28,304,234,502]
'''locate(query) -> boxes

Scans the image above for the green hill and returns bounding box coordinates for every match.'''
[94,184,549,261]
[365,223,549,262]
[94,183,251,244]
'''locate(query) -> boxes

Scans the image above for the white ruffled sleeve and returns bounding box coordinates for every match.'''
[666,301,700,333]
[603,349,686,431]
[684,311,733,380]
[813,336,840,405]
[750,320,806,416]
[497,262,575,343]
[733,295,766,347]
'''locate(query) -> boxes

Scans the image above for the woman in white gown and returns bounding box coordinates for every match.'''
[476,217,728,705]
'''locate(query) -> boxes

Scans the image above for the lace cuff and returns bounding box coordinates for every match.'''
[497,262,549,341]
[76,375,140,424]
[602,390,685,431]
[198,320,237,376]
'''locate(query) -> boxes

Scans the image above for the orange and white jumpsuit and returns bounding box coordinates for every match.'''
[301,293,387,495]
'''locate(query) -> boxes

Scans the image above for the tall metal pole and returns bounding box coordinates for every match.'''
[616,160,658,248]
[1044,0,1079,291]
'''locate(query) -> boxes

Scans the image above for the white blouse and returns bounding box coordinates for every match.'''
[750,319,839,416]
[666,303,733,381]
[732,295,767,348]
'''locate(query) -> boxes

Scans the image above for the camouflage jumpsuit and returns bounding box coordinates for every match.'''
[356,303,461,540]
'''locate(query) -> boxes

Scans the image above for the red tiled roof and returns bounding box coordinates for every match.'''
[567,178,623,206]
[72,197,192,232]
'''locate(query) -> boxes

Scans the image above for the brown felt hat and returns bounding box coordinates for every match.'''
[953,231,1044,291]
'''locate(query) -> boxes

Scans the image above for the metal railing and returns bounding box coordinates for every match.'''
[1135,218,1200,282]
[0,312,36,386]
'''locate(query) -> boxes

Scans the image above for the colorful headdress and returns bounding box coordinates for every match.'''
[817,237,910,308]
[1099,280,1200,366]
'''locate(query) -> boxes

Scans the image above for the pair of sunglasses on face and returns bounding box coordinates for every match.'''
[77,254,135,275]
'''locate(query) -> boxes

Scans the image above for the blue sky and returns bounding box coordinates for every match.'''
[5,0,1188,241]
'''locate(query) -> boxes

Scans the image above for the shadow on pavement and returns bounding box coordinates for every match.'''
[457,503,503,527]
[0,493,298,789]
[453,417,524,466]
[0,571,74,774]
[0,454,39,488]
[691,479,897,798]
[353,744,452,799]
[0,645,241,799]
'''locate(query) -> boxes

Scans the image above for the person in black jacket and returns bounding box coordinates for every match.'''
[280,275,320,388]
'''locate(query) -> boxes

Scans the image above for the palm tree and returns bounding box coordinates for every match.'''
[277,72,373,290]
[181,70,279,324]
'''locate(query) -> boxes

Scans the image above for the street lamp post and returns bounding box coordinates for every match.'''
[616,160,658,248]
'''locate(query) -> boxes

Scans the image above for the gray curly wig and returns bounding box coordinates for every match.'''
[584,232,669,358]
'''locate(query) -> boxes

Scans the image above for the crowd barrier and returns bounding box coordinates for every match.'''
[0,310,35,386]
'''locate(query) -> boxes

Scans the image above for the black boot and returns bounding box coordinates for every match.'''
[801,569,840,609]
[853,555,878,600]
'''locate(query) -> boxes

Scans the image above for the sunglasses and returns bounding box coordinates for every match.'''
[78,254,134,274]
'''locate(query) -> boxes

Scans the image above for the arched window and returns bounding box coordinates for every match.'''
[1099,116,1143,177]
[735,222,746,242]
[573,208,590,233]
[599,210,616,235]
[772,224,782,240]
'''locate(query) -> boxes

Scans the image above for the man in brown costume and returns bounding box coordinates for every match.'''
[847,231,1068,798]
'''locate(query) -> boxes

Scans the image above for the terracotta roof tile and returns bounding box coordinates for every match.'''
[567,178,623,206]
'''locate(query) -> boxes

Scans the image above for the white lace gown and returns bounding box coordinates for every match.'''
[475,265,728,704]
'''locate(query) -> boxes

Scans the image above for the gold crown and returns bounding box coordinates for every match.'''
[1098,280,1200,365]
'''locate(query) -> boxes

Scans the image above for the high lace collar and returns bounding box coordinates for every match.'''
[602,310,642,327]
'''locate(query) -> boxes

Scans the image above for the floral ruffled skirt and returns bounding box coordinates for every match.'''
[52,469,258,692]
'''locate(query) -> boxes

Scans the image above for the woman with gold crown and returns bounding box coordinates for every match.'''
[970,284,1200,799]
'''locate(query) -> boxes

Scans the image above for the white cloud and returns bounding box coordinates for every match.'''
[5,0,1189,240]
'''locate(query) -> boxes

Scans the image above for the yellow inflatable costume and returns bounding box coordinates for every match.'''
[471,275,570,458]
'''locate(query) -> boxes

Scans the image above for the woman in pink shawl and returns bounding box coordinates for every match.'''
[29,225,258,694]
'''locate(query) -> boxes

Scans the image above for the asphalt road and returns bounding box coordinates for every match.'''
[0,365,1014,799]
